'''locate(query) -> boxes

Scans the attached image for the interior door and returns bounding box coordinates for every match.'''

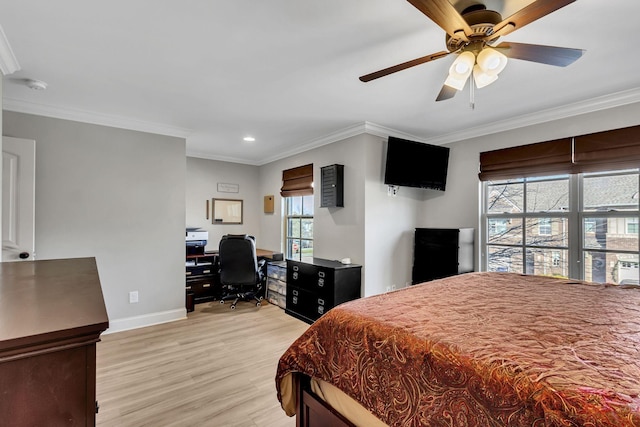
[2,137,36,262]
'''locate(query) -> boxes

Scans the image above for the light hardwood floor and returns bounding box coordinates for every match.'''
[96,301,309,427]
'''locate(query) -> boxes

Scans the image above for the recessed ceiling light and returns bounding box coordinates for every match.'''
[243,136,255,142]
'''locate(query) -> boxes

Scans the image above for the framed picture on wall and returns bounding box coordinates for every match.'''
[212,198,243,224]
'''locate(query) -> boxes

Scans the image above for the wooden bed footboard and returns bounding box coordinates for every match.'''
[295,374,355,427]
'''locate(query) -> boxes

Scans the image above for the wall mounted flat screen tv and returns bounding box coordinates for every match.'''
[384,137,450,191]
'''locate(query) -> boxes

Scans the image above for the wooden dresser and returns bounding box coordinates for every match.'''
[0,257,109,426]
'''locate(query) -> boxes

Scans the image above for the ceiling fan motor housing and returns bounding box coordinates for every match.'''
[446,8,503,52]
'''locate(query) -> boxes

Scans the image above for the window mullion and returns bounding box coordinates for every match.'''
[570,174,582,280]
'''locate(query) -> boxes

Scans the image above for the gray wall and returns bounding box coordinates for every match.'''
[0,78,3,243]
[363,134,426,295]
[3,111,186,332]
[186,156,261,251]
[7,99,640,332]
[258,135,367,290]
[256,133,432,297]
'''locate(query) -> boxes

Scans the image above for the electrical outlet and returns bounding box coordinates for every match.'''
[129,291,139,304]
[385,286,391,293]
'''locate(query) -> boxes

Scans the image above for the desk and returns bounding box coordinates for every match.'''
[256,248,282,260]
[199,248,281,259]
[185,248,282,309]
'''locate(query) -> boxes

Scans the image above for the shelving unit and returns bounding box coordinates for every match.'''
[186,253,218,306]
[266,261,287,308]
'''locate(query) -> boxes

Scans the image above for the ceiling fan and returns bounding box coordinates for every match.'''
[359,0,585,101]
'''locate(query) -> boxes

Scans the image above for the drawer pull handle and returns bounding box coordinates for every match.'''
[203,269,211,274]
[203,283,211,288]
[186,286,192,290]
[186,271,192,275]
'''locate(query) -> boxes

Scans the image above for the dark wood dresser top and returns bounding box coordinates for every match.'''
[0,257,109,354]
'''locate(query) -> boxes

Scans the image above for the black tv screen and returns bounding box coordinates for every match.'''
[384,137,450,191]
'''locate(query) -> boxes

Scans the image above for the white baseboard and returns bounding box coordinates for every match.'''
[104,308,186,334]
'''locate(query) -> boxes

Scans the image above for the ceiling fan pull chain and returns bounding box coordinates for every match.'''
[469,79,475,110]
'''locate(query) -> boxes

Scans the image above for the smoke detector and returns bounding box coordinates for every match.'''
[25,79,47,91]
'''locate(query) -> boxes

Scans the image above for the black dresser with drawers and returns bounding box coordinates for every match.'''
[286,258,361,324]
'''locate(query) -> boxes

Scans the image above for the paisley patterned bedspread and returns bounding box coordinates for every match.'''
[276,272,640,426]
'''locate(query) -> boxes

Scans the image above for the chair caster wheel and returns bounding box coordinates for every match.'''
[220,300,225,304]
[256,302,261,307]
[258,296,263,301]
[230,305,236,310]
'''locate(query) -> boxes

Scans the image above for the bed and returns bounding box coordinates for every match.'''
[276,272,640,426]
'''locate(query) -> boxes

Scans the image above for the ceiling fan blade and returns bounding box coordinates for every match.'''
[495,42,584,67]
[406,0,472,40]
[492,0,576,38]
[359,51,451,82]
[436,84,457,102]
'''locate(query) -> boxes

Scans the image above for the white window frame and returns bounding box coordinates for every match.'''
[283,195,314,262]
[482,170,640,282]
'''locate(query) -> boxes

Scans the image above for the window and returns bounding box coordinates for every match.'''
[538,218,552,236]
[489,219,508,235]
[284,195,313,262]
[483,170,640,284]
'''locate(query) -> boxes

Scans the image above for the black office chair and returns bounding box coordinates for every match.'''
[218,234,265,309]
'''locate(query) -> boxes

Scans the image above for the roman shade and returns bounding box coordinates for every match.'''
[573,126,640,173]
[479,124,640,181]
[478,138,572,181]
[280,164,313,197]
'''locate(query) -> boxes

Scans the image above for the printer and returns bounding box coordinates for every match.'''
[186,229,208,256]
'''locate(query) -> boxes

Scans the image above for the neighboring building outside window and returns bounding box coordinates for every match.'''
[284,195,314,262]
[483,170,640,284]
[538,218,552,236]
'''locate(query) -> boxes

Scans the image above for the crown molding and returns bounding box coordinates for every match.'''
[185,149,262,166]
[257,121,426,165]
[3,98,192,138]
[0,25,20,75]
[7,84,640,165]
[421,87,640,146]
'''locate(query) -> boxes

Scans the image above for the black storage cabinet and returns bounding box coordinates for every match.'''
[286,258,361,324]
[320,164,344,207]
[412,228,474,284]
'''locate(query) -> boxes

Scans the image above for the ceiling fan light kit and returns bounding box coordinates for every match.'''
[476,47,508,75]
[472,64,498,88]
[444,46,507,92]
[359,0,584,103]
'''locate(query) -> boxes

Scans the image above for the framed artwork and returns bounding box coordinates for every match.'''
[212,198,243,224]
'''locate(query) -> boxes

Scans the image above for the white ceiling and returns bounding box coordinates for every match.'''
[2,0,640,165]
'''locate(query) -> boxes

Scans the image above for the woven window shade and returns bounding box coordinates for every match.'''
[573,125,640,173]
[280,164,314,197]
[479,124,640,181]
[478,138,572,181]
